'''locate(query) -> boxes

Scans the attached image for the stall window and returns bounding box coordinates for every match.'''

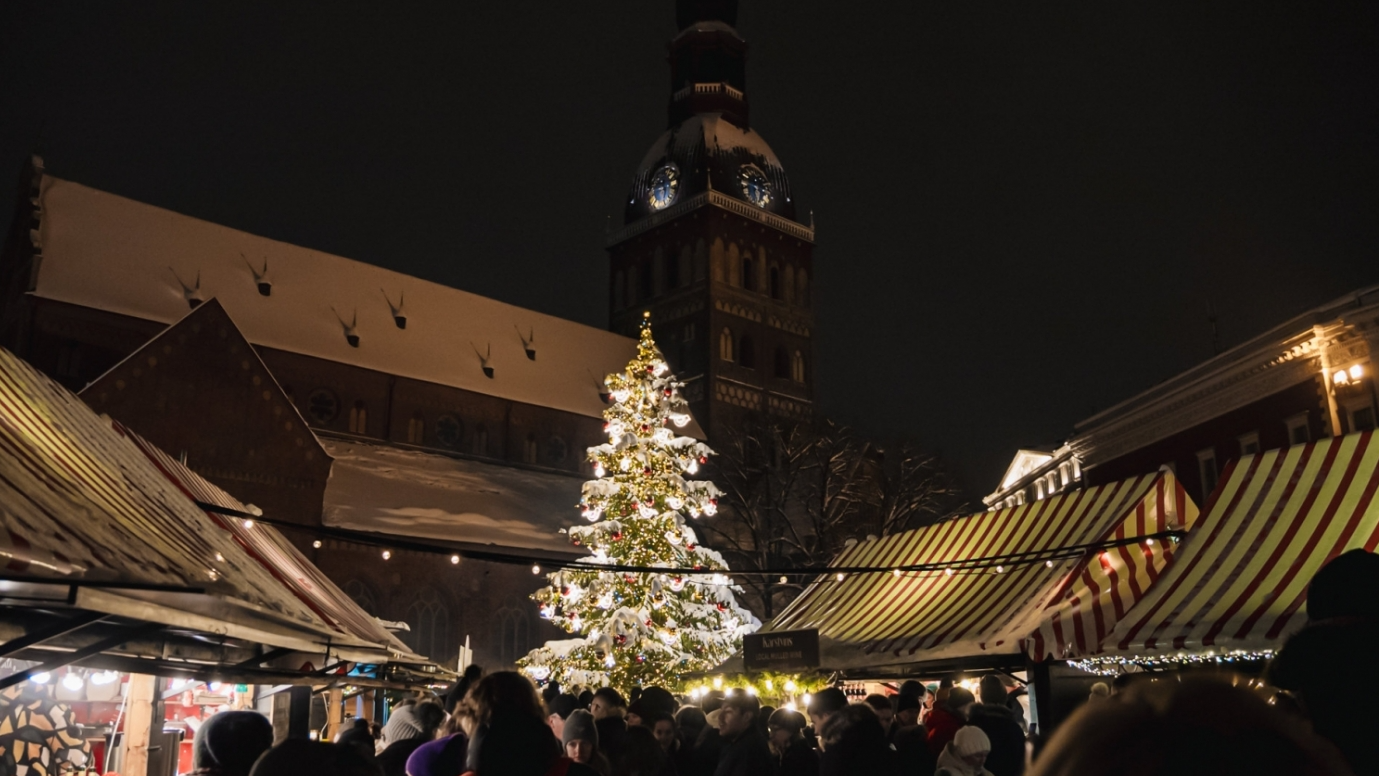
[1197,447,1219,497]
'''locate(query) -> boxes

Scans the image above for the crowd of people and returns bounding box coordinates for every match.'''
[189,550,1379,776]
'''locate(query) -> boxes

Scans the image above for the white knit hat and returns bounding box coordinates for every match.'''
[953,726,992,757]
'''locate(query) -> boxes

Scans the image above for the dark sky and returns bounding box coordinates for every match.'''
[3,0,1376,496]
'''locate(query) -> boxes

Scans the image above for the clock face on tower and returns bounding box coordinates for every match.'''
[648,164,680,210]
[739,165,772,208]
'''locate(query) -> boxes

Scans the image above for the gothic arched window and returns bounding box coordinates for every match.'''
[496,605,532,666]
[769,266,782,300]
[792,351,807,383]
[742,257,756,292]
[348,401,367,435]
[774,346,790,379]
[738,335,756,369]
[783,265,796,303]
[343,579,377,615]
[720,329,734,362]
[405,588,450,661]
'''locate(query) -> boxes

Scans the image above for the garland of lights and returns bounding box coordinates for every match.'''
[198,506,1185,581]
[1069,649,1277,676]
[516,314,759,690]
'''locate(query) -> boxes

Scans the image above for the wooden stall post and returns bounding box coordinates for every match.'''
[122,673,157,776]
[326,688,344,740]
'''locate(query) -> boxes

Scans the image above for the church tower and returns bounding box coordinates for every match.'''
[607,0,815,440]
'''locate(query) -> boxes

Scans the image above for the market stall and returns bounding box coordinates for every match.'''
[1073,430,1379,673]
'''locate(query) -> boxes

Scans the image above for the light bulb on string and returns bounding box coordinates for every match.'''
[61,672,84,691]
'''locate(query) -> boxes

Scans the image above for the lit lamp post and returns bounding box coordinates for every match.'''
[1327,362,1367,436]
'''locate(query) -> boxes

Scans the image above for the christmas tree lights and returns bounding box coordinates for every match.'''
[519,315,759,689]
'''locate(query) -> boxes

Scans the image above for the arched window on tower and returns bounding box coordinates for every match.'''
[784,265,796,303]
[792,351,807,383]
[742,257,756,292]
[678,246,692,287]
[797,268,810,306]
[727,243,741,286]
[720,328,734,362]
[349,401,367,435]
[666,249,680,291]
[738,335,756,369]
[770,266,782,300]
[773,346,790,378]
[653,249,667,295]
[641,259,655,299]
[404,588,450,662]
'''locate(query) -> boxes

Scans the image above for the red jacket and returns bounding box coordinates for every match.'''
[925,706,965,757]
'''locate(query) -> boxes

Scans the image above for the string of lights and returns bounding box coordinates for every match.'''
[1068,649,1277,676]
[195,500,1185,580]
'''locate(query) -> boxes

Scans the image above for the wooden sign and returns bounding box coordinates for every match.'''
[742,628,820,671]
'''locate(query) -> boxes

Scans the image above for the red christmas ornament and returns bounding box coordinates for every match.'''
[643,467,652,476]
[664,388,672,396]
[624,574,637,583]
[645,619,654,627]
[612,531,624,541]
[699,456,708,464]
[572,538,581,546]
[561,586,570,596]
[686,543,696,551]
[716,602,727,612]
[616,635,627,645]
[693,563,703,570]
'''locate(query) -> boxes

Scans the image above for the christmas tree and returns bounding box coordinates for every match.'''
[519,314,759,690]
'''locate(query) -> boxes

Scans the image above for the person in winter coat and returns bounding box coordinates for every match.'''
[563,710,612,776]
[405,733,467,776]
[457,671,600,776]
[816,703,895,776]
[713,692,774,776]
[378,702,445,776]
[935,727,994,776]
[891,695,934,776]
[926,688,975,758]
[767,708,819,776]
[250,740,382,776]
[191,710,275,776]
[968,677,1025,776]
[611,725,675,776]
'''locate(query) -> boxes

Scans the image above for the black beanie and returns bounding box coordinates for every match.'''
[194,710,274,776]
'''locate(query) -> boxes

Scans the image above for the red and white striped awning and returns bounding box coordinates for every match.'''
[1097,431,1379,658]
[768,472,1198,669]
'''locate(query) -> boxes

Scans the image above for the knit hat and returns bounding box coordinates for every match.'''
[895,694,922,713]
[807,687,849,717]
[945,687,976,711]
[953,726,991,758]
[547,693,579,720]
[193,710,274,776]
[1308,549,1379,622]
[404,733,468,776]
[563,709,599,748]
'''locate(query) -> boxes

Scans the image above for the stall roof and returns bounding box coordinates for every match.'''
[126,432,419,659]
[766,472,1198,671]
[1098,432,1379,659]
[320,438,589,557]
[0,347,383,656]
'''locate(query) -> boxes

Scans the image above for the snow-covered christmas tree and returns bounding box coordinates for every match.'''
[519,314,759,690]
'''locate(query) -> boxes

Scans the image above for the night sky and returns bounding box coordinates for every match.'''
[3,1,1376,496]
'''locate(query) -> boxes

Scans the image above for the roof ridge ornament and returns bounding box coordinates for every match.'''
[332,306,360,348]
[242,253,271,296]
[383,289,406,329]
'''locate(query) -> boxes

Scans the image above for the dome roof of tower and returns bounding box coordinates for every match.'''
[623,113,797,224]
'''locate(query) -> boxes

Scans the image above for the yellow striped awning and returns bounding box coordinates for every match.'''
[1099,431,1379,658]
[768,472,1199,669]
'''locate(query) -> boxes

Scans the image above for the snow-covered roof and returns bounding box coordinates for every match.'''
[319,438,589,556]
[31,175,638,421]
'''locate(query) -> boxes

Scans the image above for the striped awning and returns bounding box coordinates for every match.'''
[768,472,1198,669]
[1098,431,1379,658]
